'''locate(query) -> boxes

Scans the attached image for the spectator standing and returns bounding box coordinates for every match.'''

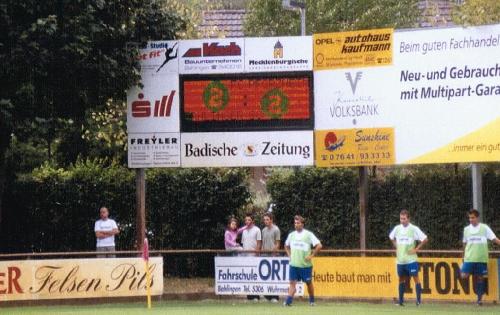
[224,217,246,251]
[94,206,119,258]
[241,213,262,301]
[262,212,281,302]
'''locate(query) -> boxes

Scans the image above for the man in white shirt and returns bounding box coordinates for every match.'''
[94,206,119,258]
[241,213,262,301]
[261,212,281,302]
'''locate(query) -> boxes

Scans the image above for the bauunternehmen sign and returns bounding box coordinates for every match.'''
[0,258,163,301]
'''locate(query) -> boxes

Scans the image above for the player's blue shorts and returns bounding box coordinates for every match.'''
[289,266,313,283]
[461,262,488,276]
[397,262,419,277]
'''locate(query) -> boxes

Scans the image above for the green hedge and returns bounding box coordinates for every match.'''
[267,166,500,250]
[2,162,499,276]
[0,161,250,258]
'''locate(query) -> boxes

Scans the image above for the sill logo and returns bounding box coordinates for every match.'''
[131,91,176,118]
[324,132,345,151]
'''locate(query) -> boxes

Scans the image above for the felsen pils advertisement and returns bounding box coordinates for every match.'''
[0,258,163,301]
[314,24,500,166]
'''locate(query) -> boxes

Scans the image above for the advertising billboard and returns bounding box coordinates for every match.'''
[314,24,500,166]
[127,75,180,133]
[245,36,313,72]
[138,40,179,77]
[181,131,313,167]
[313,257,498,302]
[178,38,245,74]
[314,28,393,70]
[128,132,181,168]
[0,258,163,301]
[215,257,303,296]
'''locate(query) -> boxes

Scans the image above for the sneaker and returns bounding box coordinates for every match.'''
[476,301,483,306]
[416,301,421,307]
[283,301,291,307]
[309,302,315,306]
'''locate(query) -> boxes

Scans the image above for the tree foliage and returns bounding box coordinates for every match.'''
[453,0,500,26]
[0,0,186,218]
[244,0,420,36]
[83,99,127,163]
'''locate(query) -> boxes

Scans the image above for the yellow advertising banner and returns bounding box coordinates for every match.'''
[405,118,500,164]
[313,28,393,70]
[315,128,395,167]
[0,257,163,301]
[313,257,498,302]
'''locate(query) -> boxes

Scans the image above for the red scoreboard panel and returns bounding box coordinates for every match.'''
[180,72,313,132]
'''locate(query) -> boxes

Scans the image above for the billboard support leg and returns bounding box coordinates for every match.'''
[359,166,368,255]
[136,168,146,251]
[472,163,483,216]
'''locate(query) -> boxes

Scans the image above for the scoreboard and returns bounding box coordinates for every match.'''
[180,72,313,131]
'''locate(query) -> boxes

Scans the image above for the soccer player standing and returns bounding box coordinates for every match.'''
[460,209,500,305]
[389,209,428,306]
[284,215,322,306]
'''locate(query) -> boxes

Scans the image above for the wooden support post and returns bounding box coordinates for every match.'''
[136,168,146,251]
[359,166,368,255]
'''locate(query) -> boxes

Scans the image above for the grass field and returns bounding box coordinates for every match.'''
[5,300,500,315]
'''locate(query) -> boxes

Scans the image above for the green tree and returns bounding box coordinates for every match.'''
[82,99,127,163]
[244,0,420,36]
[453,0,500,25]
[0,0,185,222]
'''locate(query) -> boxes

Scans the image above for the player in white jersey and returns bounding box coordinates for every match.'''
[284,215,322,306]
[389,209,428,306]
[460,209,500,305]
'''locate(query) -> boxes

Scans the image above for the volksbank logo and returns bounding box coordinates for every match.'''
[345,72,362,94]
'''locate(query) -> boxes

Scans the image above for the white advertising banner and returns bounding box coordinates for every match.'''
[181,131,313,167]
[179,38,245,74]
[314,24,500,165]
[128,132,180,168]
[0,258,163,301]
[138,40,179,78]
[245,36,313,72]
[215,256,303,296]
[127,75,180,133]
